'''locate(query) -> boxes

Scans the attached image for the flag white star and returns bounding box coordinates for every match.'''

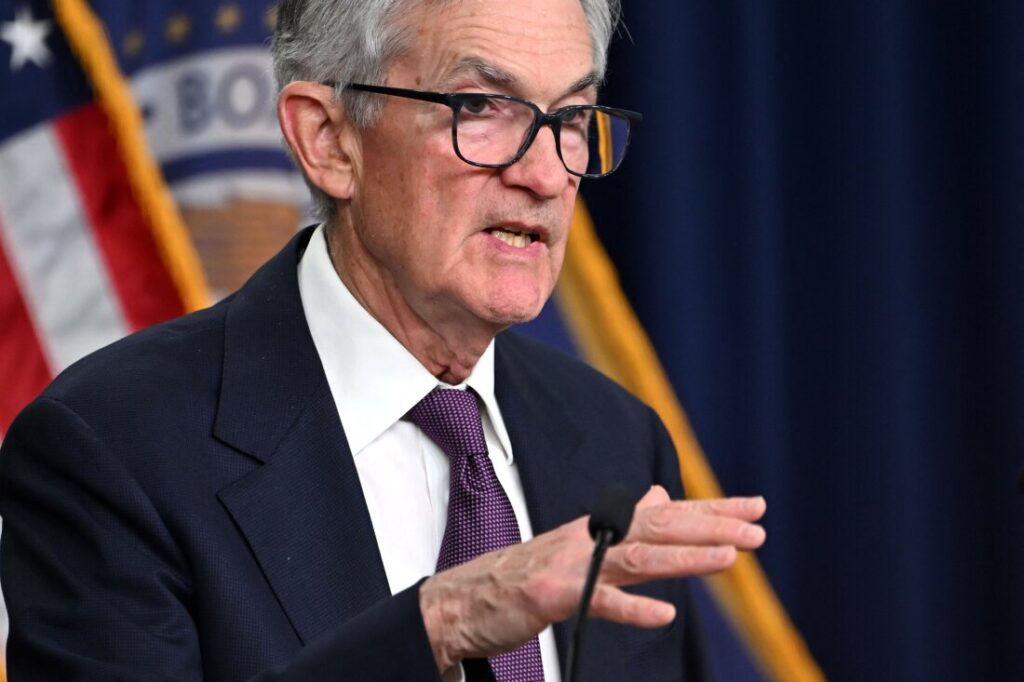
[1,6,52,72]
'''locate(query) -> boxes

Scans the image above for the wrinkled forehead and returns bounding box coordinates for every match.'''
[388,0,597,97]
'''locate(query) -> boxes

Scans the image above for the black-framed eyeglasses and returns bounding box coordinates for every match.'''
[337,82,642,179]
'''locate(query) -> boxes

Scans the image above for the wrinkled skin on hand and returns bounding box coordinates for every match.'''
[419,485,767,672]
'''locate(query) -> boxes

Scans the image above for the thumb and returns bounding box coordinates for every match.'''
[623,485,671,539]
[636,485,670,510]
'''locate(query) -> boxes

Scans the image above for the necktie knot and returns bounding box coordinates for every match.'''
[406,387,488,461]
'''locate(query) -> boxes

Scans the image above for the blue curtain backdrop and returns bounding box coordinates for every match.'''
[576,2,1024,680]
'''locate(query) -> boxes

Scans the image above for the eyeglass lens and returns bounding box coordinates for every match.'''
[453,97,631,177]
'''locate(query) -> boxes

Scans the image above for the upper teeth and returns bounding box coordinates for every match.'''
[491,229,532,248]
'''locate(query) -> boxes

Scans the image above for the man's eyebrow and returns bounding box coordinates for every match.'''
[441,57,520,90]
[441,57,600,100]
[564,73,601,99]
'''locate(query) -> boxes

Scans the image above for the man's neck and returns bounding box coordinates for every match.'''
[324,223,495,385]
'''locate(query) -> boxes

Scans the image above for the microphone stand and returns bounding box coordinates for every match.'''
[563,527,615,682]
[563,485,634,682]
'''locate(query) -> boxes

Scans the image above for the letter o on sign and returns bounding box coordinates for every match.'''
[217,64,270,128]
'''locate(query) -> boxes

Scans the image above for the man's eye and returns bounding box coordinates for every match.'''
[462,96,492,115]
[561,108,591,128]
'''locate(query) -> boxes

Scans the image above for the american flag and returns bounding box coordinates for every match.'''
[1,0,302,432]
[0,0,189,436]
[0,0,302,666]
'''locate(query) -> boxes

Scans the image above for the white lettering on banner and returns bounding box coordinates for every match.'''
[131,47,280,165]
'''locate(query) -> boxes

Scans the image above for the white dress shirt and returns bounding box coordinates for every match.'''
[298,226,561,681]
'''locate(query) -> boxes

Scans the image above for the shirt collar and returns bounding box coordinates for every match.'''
[297,225,513,462]
[462,342,514,464]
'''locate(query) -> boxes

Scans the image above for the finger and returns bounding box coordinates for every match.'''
[631,505,766,549]
[587,584,677,628]
[603,543,738,584]
[667,496,766,522]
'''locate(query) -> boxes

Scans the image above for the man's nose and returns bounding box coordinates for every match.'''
[499,126,570,198]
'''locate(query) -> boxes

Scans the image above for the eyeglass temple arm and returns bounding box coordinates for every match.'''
[321,81,452,107]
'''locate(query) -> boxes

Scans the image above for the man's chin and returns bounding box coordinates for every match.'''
[478,297,549,330]
[444,278,556,332]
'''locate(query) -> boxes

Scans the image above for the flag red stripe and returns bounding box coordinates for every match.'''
[53,104,185,332]
[0,231,53,433]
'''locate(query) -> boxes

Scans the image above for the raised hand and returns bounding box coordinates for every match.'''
[418,485,766,672]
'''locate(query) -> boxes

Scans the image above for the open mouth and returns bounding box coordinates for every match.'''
[485,226,542,248]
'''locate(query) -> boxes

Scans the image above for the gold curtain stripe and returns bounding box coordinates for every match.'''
[596,113,613,174]
[555,199,827,682]
[52,0,210,312]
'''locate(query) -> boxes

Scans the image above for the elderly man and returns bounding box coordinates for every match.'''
[0,0,765,680]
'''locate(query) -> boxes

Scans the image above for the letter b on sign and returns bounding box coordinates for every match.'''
[178,63,272,134]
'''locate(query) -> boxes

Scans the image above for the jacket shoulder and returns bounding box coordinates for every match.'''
[38,300,230,433]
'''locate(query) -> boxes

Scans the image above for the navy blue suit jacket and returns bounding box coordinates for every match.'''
[0,228,706,681]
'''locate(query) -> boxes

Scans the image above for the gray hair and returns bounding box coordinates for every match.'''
[271,0,622,219]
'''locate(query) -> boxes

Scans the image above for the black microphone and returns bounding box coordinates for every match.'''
[563,485,636,682]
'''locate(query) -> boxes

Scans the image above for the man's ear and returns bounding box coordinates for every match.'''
[277,82,360,201]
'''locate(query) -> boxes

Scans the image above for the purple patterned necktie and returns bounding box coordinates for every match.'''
[407,387,545,682]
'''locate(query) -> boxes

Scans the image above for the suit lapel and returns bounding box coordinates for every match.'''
[214,228,391,645]
[495,334,636,681]
[494,335,587,537]
[495,334,599,665]
[495,333,633,532]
